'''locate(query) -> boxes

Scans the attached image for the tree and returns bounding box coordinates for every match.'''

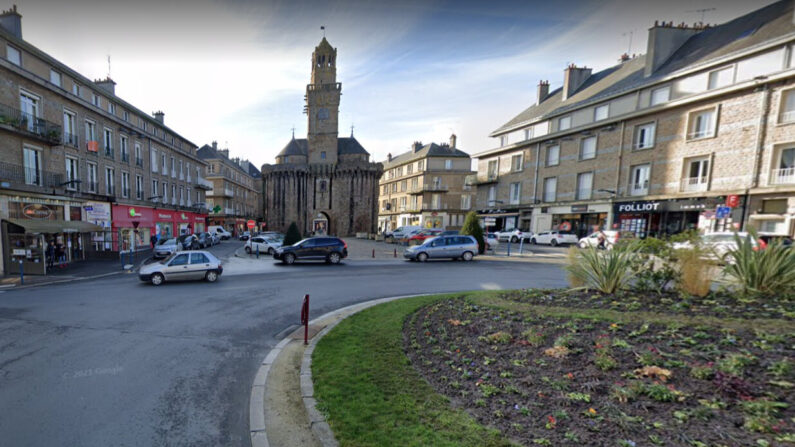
[460,211,485,254]
[283,222,302,246]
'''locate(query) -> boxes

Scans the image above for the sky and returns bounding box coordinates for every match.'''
[11,0,780,168]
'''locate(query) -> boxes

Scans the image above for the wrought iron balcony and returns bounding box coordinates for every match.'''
[680,176,709,192]
[0,161,63,188]
[135,157,144,167]
[0,103,62,144]
[104,147,115,159]
[63,131,78,147]
[121,152,130,163]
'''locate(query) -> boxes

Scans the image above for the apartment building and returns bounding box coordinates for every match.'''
[475,0,795,239]
[0,6,210,275]
[378,135,475,232]
[197,142,262,235]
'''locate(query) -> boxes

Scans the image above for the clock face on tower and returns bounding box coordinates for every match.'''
[317,108,329,121]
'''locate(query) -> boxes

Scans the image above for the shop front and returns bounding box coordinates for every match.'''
[747,195,795,236]
[1,218,102,275]
[477,209,523,232]
[548,203,610,238]
[111,205,208,251]
[613,197,745,238]
[84,201,113,254]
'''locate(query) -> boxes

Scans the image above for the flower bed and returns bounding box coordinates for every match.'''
[405,298,794,446]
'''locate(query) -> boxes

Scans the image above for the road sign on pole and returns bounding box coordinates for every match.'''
[247,220,255,229]
[715,206,731,219]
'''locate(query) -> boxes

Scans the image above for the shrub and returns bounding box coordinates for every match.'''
[565,242,637,294]
[675,246,713,297]
[460,211,485,254]
[722,230,795,299]
[629,237,679,294]
[283,222,302,246]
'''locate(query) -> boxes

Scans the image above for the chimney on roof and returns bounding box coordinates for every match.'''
[94,77,116,95]
[537,80,550,105]
[644,20,701,77]
[0,5,22,39]
[562,65,592,101]
[412,141,423,152]
[387,153,392,162]
[219,149,229,158]
[152,110,164,124]
[449,133,457,149]
[212,141,218,151]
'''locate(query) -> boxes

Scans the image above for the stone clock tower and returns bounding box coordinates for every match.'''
[306,38,340,164]
[261,37,383,237]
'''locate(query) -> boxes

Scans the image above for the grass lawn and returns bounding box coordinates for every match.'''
[312,290,794,446]
[312,293,514,447]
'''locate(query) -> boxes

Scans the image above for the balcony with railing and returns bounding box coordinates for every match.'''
[104,146,114,160]
[171,196,177,205]
[680,176,709,192]
[186,174,192,183]
[136,157,143,167]
[770,167,795,185]
[422,203,449,211]
[407,183,449,194]
[195,177,212,190]
[576,188,592,200]
[0,161,64,188]
[63,132,78,147]
[225,187,234,197]
[136,190,143,200]
[121,152,130,163]
[630,180,649,196]
[0,103,62,144]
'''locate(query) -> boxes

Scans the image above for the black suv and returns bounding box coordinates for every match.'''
[273,237,348,265]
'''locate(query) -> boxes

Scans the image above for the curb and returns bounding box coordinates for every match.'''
[249,293,424,447]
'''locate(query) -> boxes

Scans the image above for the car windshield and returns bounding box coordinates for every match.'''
[294,238,311,246]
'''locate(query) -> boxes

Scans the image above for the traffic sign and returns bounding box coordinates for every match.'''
[725,194,740,208]
[247,220,256,229]
[715,206,731,219]
[484,217,496,226]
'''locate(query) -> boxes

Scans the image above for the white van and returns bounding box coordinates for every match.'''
[208,226,233,240]
[388,226,422,243]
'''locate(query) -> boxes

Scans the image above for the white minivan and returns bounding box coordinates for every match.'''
[387,226,422,243]
[208,225,233,241]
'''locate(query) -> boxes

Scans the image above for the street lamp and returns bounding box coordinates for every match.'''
[597,189,616,197]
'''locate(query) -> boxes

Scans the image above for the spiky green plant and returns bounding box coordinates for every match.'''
[722,230,795,298]
[565,242,637,294]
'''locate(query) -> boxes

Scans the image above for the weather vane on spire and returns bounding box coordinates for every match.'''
[291,126,295,138]
[321,25,325,38]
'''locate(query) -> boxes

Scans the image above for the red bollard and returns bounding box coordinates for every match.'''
[372,248,375,258]
[300,294,310,345]
[393,248,397,258]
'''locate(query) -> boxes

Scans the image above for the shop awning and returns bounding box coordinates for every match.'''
[3,218,104,234]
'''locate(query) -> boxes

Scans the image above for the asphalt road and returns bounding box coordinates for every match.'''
[0,242,567,447]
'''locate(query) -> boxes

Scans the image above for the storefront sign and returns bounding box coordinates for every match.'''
[616,201,662,213]
[571,204,589,213]
[22,204,53,219]
[157,213,172,220]
[85,202,111,221]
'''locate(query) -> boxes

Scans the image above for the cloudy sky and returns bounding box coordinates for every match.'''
[13,0,778,167]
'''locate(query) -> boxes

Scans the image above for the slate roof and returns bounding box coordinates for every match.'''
[197,144,251,176]
[383,142,470,169]
[492,0,794,136]
[275,136,370,157]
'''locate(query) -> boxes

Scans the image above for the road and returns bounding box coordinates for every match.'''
[0,241,567,446]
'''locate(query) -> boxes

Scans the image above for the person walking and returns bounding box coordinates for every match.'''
[151,232,158,249]
[46,240,55,269]
[596,230,607,250]
[56,241,66,268]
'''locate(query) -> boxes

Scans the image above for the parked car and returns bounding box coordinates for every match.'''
[578,230,636,249]
[208,226,232,240]
[239,231,251,241]
[441,230,459,236]
[672,232,759,261]
[178,234,200,250]
[139,251,223,286]
[407,229,443,245]
[153,238,182,259]
[273,237,348,265]
[196,232,213,248]
[485,233,499,250]
[207,232,220,246]
[386,225,422,243]
[245,236,282,255]
[404,235,478,262]
[531,231,579,246]
[495,228,531,243]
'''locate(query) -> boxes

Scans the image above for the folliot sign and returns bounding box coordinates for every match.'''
[616,201,662,213]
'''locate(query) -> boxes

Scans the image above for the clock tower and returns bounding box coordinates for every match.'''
[306,37,340,164]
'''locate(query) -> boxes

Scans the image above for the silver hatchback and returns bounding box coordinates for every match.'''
[404,235,478,262]
[139,251,223,285]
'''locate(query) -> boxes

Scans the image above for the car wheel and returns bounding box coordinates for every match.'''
[205,270,218,282]
[245,246,252,254]
[284,253,296,265]
[150,273,164,286]
[328,252,341,264]
[462,251,474,261]
[531,238,537,245]
[267,247,274,255]
[551,239,559,247]
[511,236,518,243]
[417,252,428,262]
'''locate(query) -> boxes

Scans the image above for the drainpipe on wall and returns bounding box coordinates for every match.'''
[743,82,771,230]
[610,121,627,227]
[531,143,540,204]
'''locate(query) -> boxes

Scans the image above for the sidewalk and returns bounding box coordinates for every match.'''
[0,250,150,289]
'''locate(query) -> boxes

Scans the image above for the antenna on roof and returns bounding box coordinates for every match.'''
[686,7,716,23]
[621,30,633,54]
[107,55,111,78]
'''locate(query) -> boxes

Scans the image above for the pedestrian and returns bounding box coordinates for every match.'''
[596,230,607,250]
[56,241,66,268]
[151,233,158,248]
[46,240,55,269]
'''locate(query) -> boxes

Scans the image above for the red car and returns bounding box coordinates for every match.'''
[408,229,443,245]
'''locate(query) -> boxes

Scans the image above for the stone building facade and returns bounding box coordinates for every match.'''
[474,0,795,239]
[378,135,475,232]
[261,38,382,236]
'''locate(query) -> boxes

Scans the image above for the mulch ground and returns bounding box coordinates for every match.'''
[404,297,794,446]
